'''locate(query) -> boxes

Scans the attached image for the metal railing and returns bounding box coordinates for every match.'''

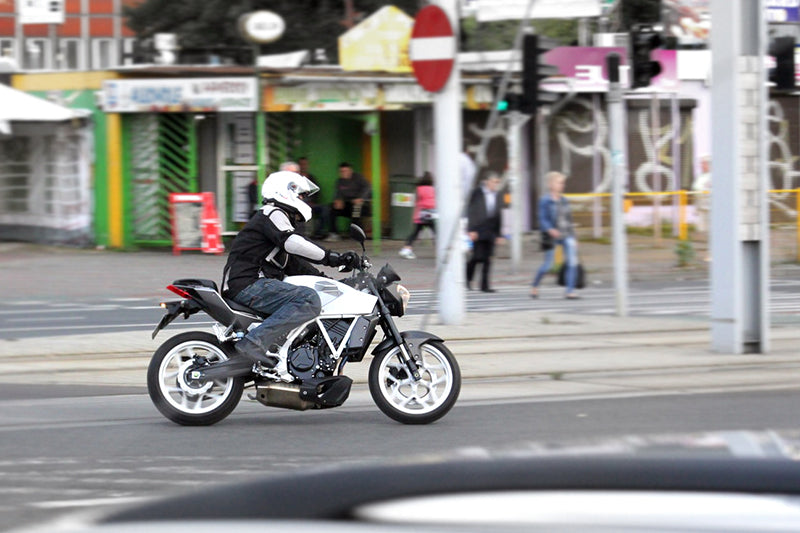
[563,189,800,262]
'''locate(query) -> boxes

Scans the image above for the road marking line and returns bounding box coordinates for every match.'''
[0,321,214,333]
[5,316,86,323]
[31,496,150,509]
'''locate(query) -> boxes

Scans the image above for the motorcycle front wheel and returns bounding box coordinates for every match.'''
[369,340,461,425]
[147,331,244,426]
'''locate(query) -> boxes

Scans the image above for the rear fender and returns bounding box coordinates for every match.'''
[371,331,444,360]
[151,299,202,339]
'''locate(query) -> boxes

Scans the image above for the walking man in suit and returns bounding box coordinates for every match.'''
[466,172,504,293]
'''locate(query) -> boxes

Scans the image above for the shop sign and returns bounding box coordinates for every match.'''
[391,192,415,207]
[339,6,413,73]
[270,83,380,111]
[18,0,65,25]
[238,11,286,44]
[767,0,800,22]
[102,78,257,113]
[472,0,601,22]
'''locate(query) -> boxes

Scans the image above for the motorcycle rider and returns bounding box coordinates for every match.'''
[223,170,361,368]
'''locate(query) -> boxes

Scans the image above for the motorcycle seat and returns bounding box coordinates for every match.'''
[224,297,269,318]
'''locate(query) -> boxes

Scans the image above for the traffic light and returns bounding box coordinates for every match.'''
[630,24,662,89]
[769,36,796,91]
[520,33,558,115]
[491,76,522,112]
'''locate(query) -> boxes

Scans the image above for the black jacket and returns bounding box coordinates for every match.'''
[467,187,503,242]
[223,206,325,297]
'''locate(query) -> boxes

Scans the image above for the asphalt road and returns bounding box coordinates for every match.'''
[1,383,799,532]
[2,279,800,340]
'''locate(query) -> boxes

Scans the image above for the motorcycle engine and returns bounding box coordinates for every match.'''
[288,320,354,380]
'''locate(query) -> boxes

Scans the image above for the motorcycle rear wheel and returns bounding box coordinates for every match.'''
[369,340,460,425]
[147,331,244,426]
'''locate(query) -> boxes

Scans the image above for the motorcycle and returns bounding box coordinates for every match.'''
[147,224,461,426]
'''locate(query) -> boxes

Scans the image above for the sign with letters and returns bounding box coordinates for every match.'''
[103,78,257,113]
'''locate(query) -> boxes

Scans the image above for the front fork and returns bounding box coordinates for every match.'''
[370,280,421,381]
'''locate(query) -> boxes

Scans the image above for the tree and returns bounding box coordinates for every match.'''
[124,0,423,62]
[460,18,578,53]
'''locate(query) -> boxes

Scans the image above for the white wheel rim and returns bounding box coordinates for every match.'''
[377,344,453,415]
[158,341,235,415]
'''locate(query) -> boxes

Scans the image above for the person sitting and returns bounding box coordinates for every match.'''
[223,170,360,369]
[326,162,371,240]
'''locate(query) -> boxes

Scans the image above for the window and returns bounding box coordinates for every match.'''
[58,39,84,70]
[91,38,118,70]
[122,38,136,66]
[23,38,52,70]
[0,39,14,60]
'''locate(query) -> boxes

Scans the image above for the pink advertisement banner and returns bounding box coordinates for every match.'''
[541,47,679,93]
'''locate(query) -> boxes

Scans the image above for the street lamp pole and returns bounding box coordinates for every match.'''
[607,52,629,317]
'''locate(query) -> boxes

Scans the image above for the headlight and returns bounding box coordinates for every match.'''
[397,284,411,313]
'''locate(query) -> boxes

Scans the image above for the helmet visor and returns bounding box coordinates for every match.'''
[294,175,320,200]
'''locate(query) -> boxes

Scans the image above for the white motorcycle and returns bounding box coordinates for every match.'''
[147,225,461,426]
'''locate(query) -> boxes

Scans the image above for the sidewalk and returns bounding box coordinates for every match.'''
[1,309,798,396]
[2,231,799,300]
[1,236,798,396]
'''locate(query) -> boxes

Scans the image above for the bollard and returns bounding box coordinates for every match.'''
[796,188,800,263]
[679,190,688,241]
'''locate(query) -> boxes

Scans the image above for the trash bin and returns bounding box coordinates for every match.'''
[389,175,418,240]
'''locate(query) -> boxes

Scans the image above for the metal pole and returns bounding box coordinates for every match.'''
[434,0,464,324]
[710,0,769,353]
[607,53,628,317]
[651,91,661,244]
[592,93,602,239]
[475,0,538,169]
[671,92,681,236]
[537,107,550,203]
[507,111,524,272]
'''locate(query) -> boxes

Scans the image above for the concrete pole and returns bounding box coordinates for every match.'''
[81,0,89,70]
[507,111,524,272]
[113,0,121,66]
[434,0,464,324]
[710,0,770,353]
[607,53,629,317]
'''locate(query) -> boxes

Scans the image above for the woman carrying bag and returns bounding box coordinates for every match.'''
[531,171,581,299]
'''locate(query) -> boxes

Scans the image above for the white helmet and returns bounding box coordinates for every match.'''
[261,171,319,222]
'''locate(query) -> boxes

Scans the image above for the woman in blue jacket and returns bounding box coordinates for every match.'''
[531,171,579,299]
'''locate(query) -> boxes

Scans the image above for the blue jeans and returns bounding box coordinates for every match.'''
[233,278,321,350]
[532,236,579,293]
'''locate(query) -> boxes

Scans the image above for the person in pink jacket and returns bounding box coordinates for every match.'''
[399,172,436,260]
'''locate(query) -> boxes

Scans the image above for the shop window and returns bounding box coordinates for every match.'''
[0,137,32,214]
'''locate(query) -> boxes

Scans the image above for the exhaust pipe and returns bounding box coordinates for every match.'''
[254,383,316,411]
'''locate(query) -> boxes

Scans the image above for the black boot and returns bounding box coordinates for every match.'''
[234,338,278,368]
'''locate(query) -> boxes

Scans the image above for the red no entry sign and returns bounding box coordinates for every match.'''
[409,5,455,93]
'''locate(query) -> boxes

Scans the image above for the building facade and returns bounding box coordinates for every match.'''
[0,0,135,71]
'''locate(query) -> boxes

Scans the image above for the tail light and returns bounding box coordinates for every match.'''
[167,285,191,298]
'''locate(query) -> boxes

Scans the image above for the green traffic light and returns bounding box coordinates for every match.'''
[497,100,508,112]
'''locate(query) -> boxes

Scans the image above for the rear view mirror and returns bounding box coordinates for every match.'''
[349,224,366,244]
